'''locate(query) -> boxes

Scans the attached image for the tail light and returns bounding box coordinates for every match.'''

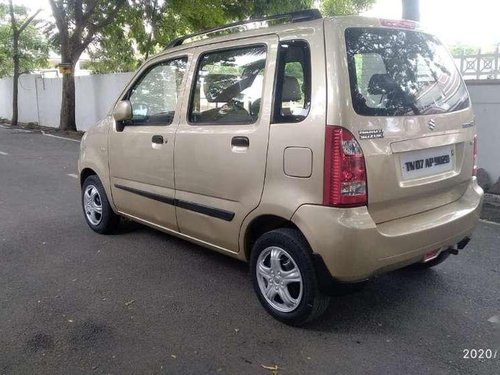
[473,134,478,176]
[323,126,367,207]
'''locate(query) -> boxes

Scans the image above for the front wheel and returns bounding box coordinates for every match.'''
[81,175,119,234]
[250,228,330,326]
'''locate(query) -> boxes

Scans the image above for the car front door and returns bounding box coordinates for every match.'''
[174,36,278,252]
[109,54,189,230]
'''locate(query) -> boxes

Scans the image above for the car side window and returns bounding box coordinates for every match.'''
[273,41,311,123]
[189,45,267,125]
[127,57,188,125]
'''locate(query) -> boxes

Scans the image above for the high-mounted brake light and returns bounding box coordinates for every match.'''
[473,134,478,176]
[380,19,416,29]
[323,126,367,207]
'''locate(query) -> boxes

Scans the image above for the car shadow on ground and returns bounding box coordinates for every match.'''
[114,219,144,234]
[113,220,451,333]
[116,220,249,272]
[307,267,448,331]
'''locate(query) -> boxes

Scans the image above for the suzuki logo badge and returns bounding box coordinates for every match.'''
[428,119,436,131]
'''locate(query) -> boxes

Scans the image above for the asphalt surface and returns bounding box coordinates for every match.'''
[0,125,499,375]
[482,195,500,224]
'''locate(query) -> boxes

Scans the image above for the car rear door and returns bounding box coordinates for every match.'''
[174,35,279,252]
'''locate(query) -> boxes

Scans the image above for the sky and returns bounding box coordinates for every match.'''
[363,0,500,46]
[12,0,500,47]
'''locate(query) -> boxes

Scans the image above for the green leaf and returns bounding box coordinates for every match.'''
[0,1,50,78]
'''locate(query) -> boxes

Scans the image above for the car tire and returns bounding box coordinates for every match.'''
[81,175,120,234]
[250,228,330,326]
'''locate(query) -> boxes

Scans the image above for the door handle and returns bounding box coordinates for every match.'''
[152,135,165,144]
[231,136,249,148]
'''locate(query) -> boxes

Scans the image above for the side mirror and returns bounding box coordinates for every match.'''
[113,100,132,122]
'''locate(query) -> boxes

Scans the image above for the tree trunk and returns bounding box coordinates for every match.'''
[8,1,39,127]
[402,0,420,21]
[11,33,19,126]
[59,67,77,131]
[144,31,153,61]
[48,0,125,131]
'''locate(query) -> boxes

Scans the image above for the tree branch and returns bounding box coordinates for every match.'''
[81,0,99,24]
[74,0,83,27]
[48,0,68,39]
[71,0,126,62]
[90,1,126,32]
[70,0,100,49]
[18,9,41,35]
[8,0,17,34]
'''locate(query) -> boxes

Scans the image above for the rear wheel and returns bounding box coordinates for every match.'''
[82,175,119,234]
[250,228,330,326]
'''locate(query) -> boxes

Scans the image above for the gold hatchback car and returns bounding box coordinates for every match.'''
[79,10,484,325]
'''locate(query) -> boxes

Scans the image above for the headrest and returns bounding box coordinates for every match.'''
[282,76,302,102]
[203,74,238,103]
[367,73,398,95]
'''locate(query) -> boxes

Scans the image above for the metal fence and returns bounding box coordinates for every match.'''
[454,46,500,80]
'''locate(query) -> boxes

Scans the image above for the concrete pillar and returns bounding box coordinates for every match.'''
[402,0,420,21]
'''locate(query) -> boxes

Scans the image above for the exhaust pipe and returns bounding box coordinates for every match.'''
[448,246,459,255]
[457,236,471,250]
[447,236,471,255]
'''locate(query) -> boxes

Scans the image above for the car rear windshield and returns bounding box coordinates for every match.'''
[345,27,470,116]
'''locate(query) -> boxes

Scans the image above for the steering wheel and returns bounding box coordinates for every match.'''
[220,99,245,113]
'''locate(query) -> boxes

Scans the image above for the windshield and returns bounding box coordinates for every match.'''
[345,27,470,116]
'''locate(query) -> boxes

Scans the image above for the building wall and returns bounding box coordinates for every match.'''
[467,80,500,183]
[74,73,133,130]
[0,72,133,130]
[0,73,499,181]
[0,77,12,120]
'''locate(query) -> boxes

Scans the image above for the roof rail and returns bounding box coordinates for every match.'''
[166,9,322,49]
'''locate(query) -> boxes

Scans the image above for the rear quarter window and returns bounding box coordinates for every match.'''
[273,40,311,123]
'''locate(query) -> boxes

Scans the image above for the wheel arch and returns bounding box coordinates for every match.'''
[244,214,308,261]
[79,166,116,212]
[80,167,98,187]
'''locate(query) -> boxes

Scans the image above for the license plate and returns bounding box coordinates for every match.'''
[400,145,455,180]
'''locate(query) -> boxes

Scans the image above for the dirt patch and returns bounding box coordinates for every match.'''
[1,122,83,140]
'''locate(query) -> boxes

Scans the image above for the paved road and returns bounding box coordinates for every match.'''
[0,125,499,375]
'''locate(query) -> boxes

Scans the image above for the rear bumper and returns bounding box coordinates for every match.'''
[292,178,483,283]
